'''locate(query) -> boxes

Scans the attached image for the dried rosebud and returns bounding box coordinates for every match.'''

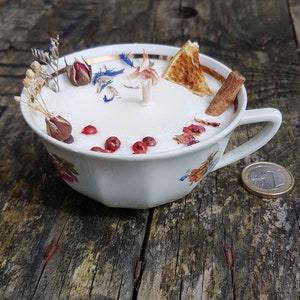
[66,59,92,86]
[45,115,72,142]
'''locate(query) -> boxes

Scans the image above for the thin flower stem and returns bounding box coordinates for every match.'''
[25,87,49,116]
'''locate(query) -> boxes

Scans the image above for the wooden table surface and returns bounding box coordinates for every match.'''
[1,0,300,299]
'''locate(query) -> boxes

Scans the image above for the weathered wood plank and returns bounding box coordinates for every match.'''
[137,0,300,298]
[0,1,154,299]
[289,0,300,47]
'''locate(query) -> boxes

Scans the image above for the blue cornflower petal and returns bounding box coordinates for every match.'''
[99,79,113,92]
[93,68,125,85]
[104,68,125,76]
[103,94,115,102]
[119,53,134,68]
[93,72,101,85]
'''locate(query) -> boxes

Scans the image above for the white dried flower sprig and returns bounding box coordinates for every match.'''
[31,36,60,92]
[15,75,73,142]
[15,63,49,116]
[14,42,73,143]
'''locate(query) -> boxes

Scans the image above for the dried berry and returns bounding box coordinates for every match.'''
[45,115,72,142]
[66,59,92,86]
[132,141,148,154]
[105,136,121,152]
[142,136,157,146]
[81,125,97,135]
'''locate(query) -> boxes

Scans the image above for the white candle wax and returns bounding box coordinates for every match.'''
[30,57,234,154]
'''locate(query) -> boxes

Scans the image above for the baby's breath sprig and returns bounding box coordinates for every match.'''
[15,78,73,142]
[31,36,60,92]
[14,64,50,116]
[14,36,73,143]
[14,66,73,143]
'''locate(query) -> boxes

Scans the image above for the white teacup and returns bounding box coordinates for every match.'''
[20,43,282,208]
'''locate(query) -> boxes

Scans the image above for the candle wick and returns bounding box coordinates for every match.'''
[141,78,152,106]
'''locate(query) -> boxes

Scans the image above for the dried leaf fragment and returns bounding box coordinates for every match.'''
[173,133,199,146]
[44,237,59,263]
[193,117,220,127]
[134,259,143,284]
[224,244,234,270]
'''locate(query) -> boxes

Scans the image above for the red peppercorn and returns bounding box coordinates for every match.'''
[90,146,113,153]
[105,136,121,152]
[142,136,157,146]
[132,141,148,154]
[81,125,98,135]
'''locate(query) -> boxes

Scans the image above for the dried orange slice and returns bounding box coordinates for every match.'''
[162,40,212,97]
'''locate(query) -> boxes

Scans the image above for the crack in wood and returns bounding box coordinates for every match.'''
[132,208,154,300]
[32,221,67,298]
[179,275,184,299]
[175,231,181,277]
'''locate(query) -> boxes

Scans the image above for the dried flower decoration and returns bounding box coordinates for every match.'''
[193,117,220,127]
[45,115,73,143]
[127,51,160,85]
[183,124,206,136]
[18,65,49,114]
[119,53,135,68]
[15,84,73,143]
[15,36,73,143]
[15,92,72,143]
[31,36,60,92]
[66,59,92,86]
[93,67,124,102]
[173,133,199,146]
[93,67,125,85]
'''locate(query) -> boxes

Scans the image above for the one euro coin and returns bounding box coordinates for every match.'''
[241,162,294,198]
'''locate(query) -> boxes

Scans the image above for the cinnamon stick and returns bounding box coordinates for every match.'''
[205,71,245,116]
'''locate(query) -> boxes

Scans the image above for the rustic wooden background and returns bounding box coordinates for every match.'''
[0,0,299,299]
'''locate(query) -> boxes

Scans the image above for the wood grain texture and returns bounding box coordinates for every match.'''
[0,0,299,299]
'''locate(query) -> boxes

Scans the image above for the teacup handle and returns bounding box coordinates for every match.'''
[213,108,282,171]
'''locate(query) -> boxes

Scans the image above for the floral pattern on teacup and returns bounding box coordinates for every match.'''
[180,151,218,185]
[50,153,79,183]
